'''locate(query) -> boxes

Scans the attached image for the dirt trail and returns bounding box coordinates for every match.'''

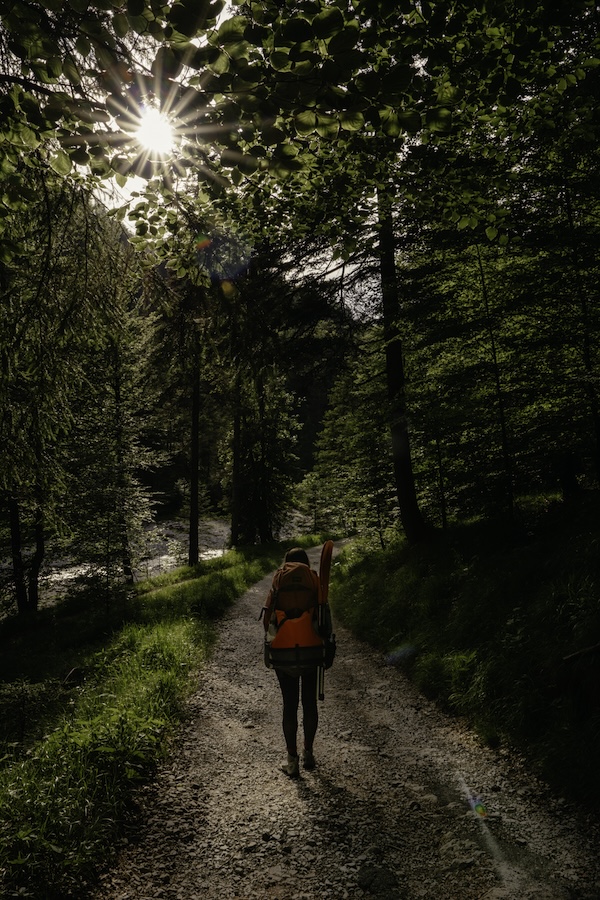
[94,545,600,900]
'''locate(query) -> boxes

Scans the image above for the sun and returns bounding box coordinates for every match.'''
[135,107,175,155]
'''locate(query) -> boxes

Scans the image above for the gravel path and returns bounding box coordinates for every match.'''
[94,544,600,900]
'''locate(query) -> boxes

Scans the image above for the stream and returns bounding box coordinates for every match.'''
[1,518,230,616]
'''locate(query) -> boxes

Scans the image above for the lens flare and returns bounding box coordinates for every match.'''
[470,797,488,817]
[220,280,237,298]
[385,645,417,667]
[196,234,212,250]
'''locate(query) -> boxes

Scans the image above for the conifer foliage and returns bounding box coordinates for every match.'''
[1,0,600,598]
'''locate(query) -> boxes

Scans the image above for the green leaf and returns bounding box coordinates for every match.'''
[261,124,286,145]
[208,51,230,74]
[94,44,119,70]
[294,109,317,135]
[75,34,91,56]
[243,22,271,46]
[274,142,299,161]
[426,107,452,133]
[330,49,365,72]
[340,111,365,131]
[69,147,90,166]
[270,50,292,72]
[218,15,247,43]
[111,156,130,175]
[169,2,206,38]
[396,109,422,134]
[436,80,463,106]
[270,157,305,177]
[291,56,316,75]
[0,239,21,264]
[30,63,52,84]
[313,7,344,39]
[237,93,262,112]
[47,57,63,79]
[148,19,164,37]
[50,150,72,176]
[0,154,17,176]
[316,114,339,139]
[209,0,226,20]
[113,13,130,37]
[127,0,145,15]
[220,149,239,167]
[485,226,498,242]
[19,126,41,149]
[237,154,258,174]
[129,13,149,34]
[63,57,81,85]
[279,17,313,43]
[354,71,381,99]
[379,108,401,137]
[151,47,183,79]
[328,22,360,54]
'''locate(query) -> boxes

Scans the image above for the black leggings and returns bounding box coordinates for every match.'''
[276,668,318,755]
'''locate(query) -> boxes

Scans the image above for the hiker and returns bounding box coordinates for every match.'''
[262,547,328,778]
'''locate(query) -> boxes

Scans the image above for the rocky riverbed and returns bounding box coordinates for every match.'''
[0,518,230,618]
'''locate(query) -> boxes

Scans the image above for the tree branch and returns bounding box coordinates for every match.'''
[0,73,56,97]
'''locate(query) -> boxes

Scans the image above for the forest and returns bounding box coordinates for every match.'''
[1,0,600,895]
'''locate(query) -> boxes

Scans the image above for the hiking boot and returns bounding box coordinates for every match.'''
[303,750,316,770]
[281,753,299,778]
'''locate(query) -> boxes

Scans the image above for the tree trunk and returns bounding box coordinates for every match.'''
[564,185,600,481]
[8,495,30,615]
[256,372,274,543]
[23,415,46,613]
[434,435,448,530]
[112,341,134,584]
[229,369,243,547]
[188,340,200,566]
[27,486,44,613]
[475,244,515,519]
[377,186,430,544]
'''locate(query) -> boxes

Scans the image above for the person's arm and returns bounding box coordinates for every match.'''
[262,589,273,632]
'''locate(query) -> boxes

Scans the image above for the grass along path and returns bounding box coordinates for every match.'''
[92,541,600,900]
[0,537,329,900]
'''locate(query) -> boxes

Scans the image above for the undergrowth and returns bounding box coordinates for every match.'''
[330,496,600,806]
[0,534,329,899]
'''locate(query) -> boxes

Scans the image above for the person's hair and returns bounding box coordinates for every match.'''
[284,547,309,565]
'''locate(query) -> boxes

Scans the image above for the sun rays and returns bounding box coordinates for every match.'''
[135,106,175,155]
[65,53,233,189]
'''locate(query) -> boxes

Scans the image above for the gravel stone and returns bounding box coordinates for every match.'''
[93,544,600,900]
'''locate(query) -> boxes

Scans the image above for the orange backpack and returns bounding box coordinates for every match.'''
[264,562,325,671]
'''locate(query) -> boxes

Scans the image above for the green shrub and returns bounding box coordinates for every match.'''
[413,652,451,700]
[0,708,164,898]
[0,539,307,898]
[331,499,600,806]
